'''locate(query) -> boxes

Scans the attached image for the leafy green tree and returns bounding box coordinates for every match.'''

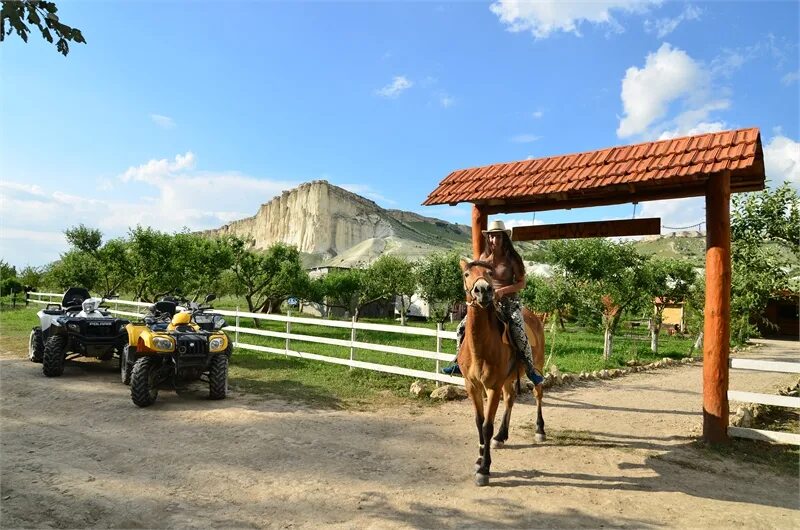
[18,265,45,291]
[520,272,575,331]
[546,239,650,359]
[0,260,22,295]
[317,268,365,319]
[366,255,416,325]
[126,226,181,301]
[64,224,102,253]
[415,251,463,325]
[1,0,86,55]
[46,250,99,291]
[641,258,696,353]
[259,242,308,313]
[728,182,799,342]
[173,233,234,301]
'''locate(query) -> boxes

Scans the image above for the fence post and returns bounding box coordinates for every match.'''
[12,288,16,309]
[235,306,240,347]
[286,311,291,356]
[436,323,442,387]
[349,316,356,369]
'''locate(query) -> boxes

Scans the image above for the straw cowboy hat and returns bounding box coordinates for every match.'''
[482,220,512,237]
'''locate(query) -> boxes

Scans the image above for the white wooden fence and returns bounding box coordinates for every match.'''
[28,292,464,386]
[728,357,800,445]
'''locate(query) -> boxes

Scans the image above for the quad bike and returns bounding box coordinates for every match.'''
[123,293,232,407]
[30,287,130,377]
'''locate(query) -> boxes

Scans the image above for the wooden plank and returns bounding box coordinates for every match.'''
[730,358,800,374]
[728,390,800,409]
[728,427,800,445]
[512,218,660,241]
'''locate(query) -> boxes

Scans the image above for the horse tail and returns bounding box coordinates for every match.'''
[521,307,545,373]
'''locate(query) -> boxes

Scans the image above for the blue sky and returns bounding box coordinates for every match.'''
[1,0,798,268]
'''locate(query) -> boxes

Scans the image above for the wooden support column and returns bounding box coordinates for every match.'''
[471,204,487,259]
[703,171,731,444]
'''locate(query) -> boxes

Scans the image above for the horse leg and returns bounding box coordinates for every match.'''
[466,382,485,470]
[492,380,516,448]
[534,383,546,442]
[476,388,501,487]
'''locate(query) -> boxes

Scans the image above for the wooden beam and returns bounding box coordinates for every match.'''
[703,170,731,444]
[512,218,661,241]
[471,205,487,259]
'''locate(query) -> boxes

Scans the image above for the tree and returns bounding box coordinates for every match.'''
[365,255,416,325]
[46,250,99,291]
[641,258,696,353]
[173,233,234,301]
[0,260,22,296]
[18,265,45,291]
[729,182,799,342]
[546,239,650,360]
[126,226,181,301]
[520,273,575,331]
[1,0,86,56]
[415,251,463,325]
[316,268,364,318]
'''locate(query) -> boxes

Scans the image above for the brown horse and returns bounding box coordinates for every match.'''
[457,259,546,487]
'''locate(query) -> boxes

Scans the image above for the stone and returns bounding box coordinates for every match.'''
[409,380,427,398]
[731,406,753,428]
[591,371,601,379]
[579,371,587,380]
[599,370,610,379]
[430,385,467,401]
[562,374,574,385]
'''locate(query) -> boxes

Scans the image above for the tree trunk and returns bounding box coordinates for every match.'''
[558,310,566,331]
[603,326,613,361]
[650,325,659,354]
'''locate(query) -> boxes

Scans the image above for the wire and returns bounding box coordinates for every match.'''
[662,222,705,230]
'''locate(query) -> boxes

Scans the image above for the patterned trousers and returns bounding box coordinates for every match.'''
[456,298,534,368]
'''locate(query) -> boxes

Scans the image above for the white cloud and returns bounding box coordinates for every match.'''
[617,43,708,138]
[439,94,455,108]
[489,0,660,39]
[657,121,727,141]
[376,76,413,98]
[639,196,705,233]
[764,135,800,187]
[511,134,542,143]
[150,113,176,129]
[339,183,397,206]
[532,110,544,119]
[644,4,701,38]
[782,71,799,86]
[1,153,299,266]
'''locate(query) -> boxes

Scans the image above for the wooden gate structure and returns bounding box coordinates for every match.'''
[423,127,766,443]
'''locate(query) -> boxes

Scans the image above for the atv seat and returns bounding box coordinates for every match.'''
[153,300,177,317]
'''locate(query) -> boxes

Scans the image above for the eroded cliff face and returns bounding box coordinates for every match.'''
[204,181,397,257]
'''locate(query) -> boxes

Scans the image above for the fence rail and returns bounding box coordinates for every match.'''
[728,356,800,445]
[27,292,464,387]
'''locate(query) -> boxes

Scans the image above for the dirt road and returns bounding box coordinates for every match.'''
[1,340,798,529]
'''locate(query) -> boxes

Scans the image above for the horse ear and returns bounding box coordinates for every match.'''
[459,257,469,271]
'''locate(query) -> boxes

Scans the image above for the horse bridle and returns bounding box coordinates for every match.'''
[463,267,493,308]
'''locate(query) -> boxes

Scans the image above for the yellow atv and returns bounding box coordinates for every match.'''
[123,294,231,407]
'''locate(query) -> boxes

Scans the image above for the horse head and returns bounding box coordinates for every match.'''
[459,258,495,309]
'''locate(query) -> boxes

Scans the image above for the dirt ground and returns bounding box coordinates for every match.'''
[1,339,798,529]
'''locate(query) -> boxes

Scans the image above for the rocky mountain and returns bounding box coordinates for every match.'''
[201,180,471,267]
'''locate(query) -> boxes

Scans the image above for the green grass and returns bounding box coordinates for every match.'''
[0,304,695,408]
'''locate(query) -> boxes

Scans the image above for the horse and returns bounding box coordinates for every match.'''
[457,258,546,487]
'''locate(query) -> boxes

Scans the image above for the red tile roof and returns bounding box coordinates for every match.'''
[423,128,765,212]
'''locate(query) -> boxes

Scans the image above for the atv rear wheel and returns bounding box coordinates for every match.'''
[120,345,133,385]
[42,334,67,377]
[29,327,44,363]
[131,357,160,407]
[208,354,228,400]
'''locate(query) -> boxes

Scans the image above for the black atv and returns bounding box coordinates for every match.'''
[124,294,232,407]
[33,287,130,377]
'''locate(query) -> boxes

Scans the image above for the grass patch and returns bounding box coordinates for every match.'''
[690,438,799,476]
[0,305,37,353]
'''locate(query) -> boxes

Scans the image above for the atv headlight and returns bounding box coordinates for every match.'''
[209,337,226,352]
[82,300,98,313]
[152,336,175,351]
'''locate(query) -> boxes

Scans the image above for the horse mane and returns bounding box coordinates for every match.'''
[466,260,494,271]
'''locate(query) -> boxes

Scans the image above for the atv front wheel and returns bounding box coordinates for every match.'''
[120,345,134,385]
[42,335,67,377]
[29,328,44,363]
[208,354,228,400]
[130,357,160,407]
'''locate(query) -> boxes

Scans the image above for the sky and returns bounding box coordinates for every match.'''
[1,0,798,268]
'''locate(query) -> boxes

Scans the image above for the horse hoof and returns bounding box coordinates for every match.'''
[535,433,546,443]
[475,473,490,487]
[491,439,504,449]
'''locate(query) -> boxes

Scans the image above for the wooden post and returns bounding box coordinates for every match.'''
[703,171,731,444]
[471,204,487,259]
